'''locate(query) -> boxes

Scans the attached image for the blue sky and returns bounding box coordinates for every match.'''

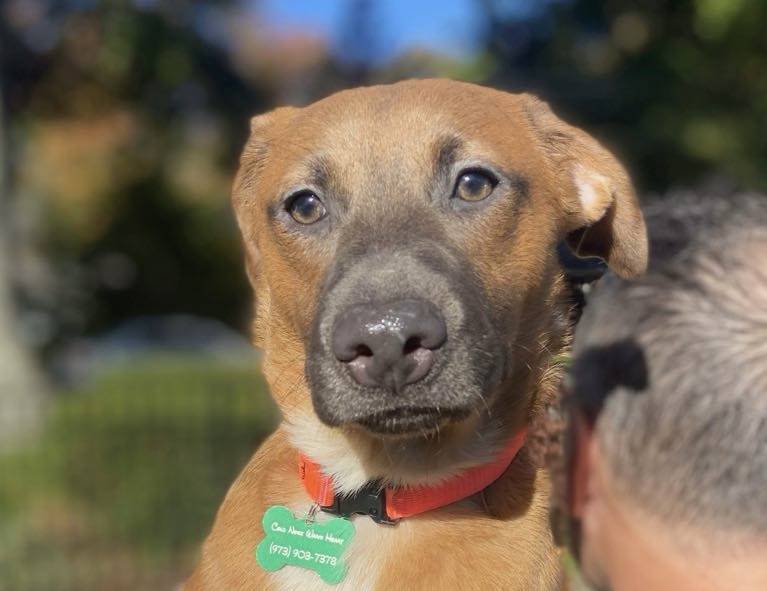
[256,0,484,61]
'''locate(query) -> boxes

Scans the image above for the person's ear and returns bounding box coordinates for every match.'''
[559,406,599,569]
[524,96,648,278]
[569,409,596,520]
[231,106,299,288]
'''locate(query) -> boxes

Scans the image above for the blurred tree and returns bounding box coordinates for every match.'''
[478,0,767,193]
[2,0,276,358]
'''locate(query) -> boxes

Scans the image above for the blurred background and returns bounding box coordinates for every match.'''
[1,0,765,588]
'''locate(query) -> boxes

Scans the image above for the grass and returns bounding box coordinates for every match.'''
[0,356,278,590]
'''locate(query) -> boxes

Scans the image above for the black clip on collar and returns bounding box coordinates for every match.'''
[321,480,397,525]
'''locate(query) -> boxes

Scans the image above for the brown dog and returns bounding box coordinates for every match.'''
[185,79,647,590]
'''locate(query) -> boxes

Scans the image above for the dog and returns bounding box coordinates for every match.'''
[184,79,647,590]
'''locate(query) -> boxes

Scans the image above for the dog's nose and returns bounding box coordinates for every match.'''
[332,299,447,390]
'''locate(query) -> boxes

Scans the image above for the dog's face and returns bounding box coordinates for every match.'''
[233,80,646,440]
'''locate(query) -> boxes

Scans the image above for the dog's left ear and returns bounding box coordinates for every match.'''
[232,106,299,288]
[523,95,648,278]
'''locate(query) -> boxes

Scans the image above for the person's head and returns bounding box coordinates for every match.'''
[563,192,767,591]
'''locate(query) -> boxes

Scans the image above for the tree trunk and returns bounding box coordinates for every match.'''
[0,78,47,452]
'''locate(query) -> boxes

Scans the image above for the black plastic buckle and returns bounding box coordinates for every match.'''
[321,480,396,525]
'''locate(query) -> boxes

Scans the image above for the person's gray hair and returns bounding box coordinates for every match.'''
[571,190,767,540]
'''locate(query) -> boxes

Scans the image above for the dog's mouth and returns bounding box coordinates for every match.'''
[354,406,471,435]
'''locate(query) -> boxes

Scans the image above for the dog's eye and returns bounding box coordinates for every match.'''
[453,170,497,202]
[286,192,327,225]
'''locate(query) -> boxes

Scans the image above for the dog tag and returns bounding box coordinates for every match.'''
[255,505,355,584]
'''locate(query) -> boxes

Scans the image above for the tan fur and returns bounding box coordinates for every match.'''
[185,79,646,591]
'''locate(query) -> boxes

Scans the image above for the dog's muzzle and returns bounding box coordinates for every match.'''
[306,246,506,436]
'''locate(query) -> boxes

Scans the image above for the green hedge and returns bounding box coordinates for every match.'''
[0,356,279,589]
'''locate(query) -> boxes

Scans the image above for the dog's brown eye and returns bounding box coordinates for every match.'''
[454,170,497,202]
[287,192,327,224]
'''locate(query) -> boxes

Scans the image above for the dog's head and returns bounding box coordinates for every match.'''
[233,80,646,441]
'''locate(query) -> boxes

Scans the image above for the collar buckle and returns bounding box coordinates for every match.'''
[322,480,396,525]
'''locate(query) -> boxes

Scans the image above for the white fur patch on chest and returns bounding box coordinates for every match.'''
[268,501,395,591]
[286,412,371,494]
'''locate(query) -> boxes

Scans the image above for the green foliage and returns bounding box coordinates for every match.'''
[481,0,767,193]
[4,2,268,346]
[0,358,278,589]
[52,358,276,553]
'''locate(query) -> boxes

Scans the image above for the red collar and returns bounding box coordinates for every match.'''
[298,428,527,523]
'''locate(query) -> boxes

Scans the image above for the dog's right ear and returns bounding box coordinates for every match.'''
[232,106,298,288]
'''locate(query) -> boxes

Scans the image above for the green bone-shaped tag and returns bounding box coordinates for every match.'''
[255,505,355,584]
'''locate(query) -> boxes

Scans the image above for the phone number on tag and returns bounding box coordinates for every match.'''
[269,543,338,566]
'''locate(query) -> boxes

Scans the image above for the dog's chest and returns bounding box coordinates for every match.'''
[268,502,395,591]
